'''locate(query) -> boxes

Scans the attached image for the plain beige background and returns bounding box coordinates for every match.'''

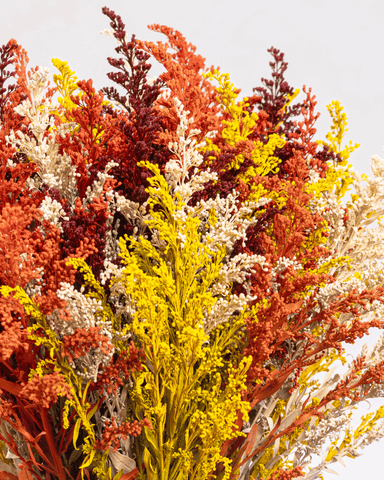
[2,0,384,478]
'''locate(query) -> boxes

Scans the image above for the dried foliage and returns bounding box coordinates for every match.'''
[0,7,384,480]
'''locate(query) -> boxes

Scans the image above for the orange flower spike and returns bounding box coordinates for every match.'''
[0,155,42,213]
[0,294,31,362]
[137,25,221,144]
[94,340,146,395]
[289,85,320,160]
[0,203,45,288]
[94,417,152,453]
[61,326,114,363]
[19,371,73,410]
[88,194,109,217]
[12,41,31,102]
[35,238,98,317]
[69,80,108,159]
[0,41,45,213]
[56,78,127,199]
[0,40,28,127]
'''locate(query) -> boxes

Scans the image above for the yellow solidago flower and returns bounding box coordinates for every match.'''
[319,100,360,166]
[201,70,286,205]
[299,350,346,394]
[50,58,114,144]
[52,59,81,112]
[324,406,384,463]
[98,160,253,480]
[312,100,360,201]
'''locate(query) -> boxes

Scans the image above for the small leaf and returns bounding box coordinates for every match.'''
[82,380,92,406]
[86,398,102,421]
[143,447,158,480]
[108,447,136,474]
[18,470,33,480]
[80,449,96,470]
[73,418,82,450]
[119,468,139,480]
[324,468,339,475]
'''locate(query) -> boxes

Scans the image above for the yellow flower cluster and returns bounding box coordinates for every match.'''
[201,70,286,204]
[50,59,113,145]
[67,161,253,480]
[311,100,360,201]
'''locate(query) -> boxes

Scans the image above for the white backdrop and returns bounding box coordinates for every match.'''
[1,0,384,477]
